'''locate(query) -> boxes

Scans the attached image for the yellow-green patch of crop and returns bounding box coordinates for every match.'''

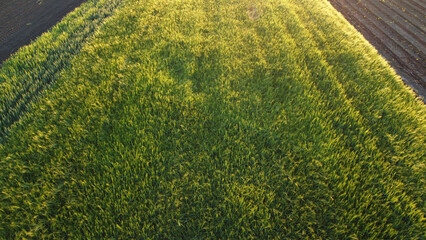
[1,0,424,238]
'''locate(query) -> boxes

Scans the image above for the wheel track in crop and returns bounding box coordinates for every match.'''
[328,0,426,101]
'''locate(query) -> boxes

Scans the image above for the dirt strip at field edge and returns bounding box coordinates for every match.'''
[328,0,426,101]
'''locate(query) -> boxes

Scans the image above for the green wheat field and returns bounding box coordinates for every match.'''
[1,0,425,238]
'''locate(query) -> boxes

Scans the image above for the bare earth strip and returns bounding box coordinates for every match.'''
[328,0,426,101]
[0,0,86,63]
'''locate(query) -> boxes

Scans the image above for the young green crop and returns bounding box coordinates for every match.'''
[1,0,424,238]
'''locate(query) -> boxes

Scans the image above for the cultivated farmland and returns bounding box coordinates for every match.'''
[1,0,425,239]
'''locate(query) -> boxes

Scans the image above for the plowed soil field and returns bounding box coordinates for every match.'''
[0,0,86,63]
[328,0,426,100]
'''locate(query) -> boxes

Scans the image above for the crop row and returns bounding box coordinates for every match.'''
[0,0,122,141]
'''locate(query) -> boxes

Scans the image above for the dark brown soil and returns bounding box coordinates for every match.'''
[0,0,86,63]
[328,0,426,100]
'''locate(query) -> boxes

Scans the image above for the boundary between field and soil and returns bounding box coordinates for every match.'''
[2,0,425,103]
[0,0,123,141]
[0,0,87,64]
[328,0,426,102]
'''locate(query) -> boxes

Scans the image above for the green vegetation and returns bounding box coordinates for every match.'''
[0,0,121,140]
[1,0,425,238]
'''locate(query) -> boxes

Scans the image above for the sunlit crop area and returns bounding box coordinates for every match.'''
[1,0,424,238]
